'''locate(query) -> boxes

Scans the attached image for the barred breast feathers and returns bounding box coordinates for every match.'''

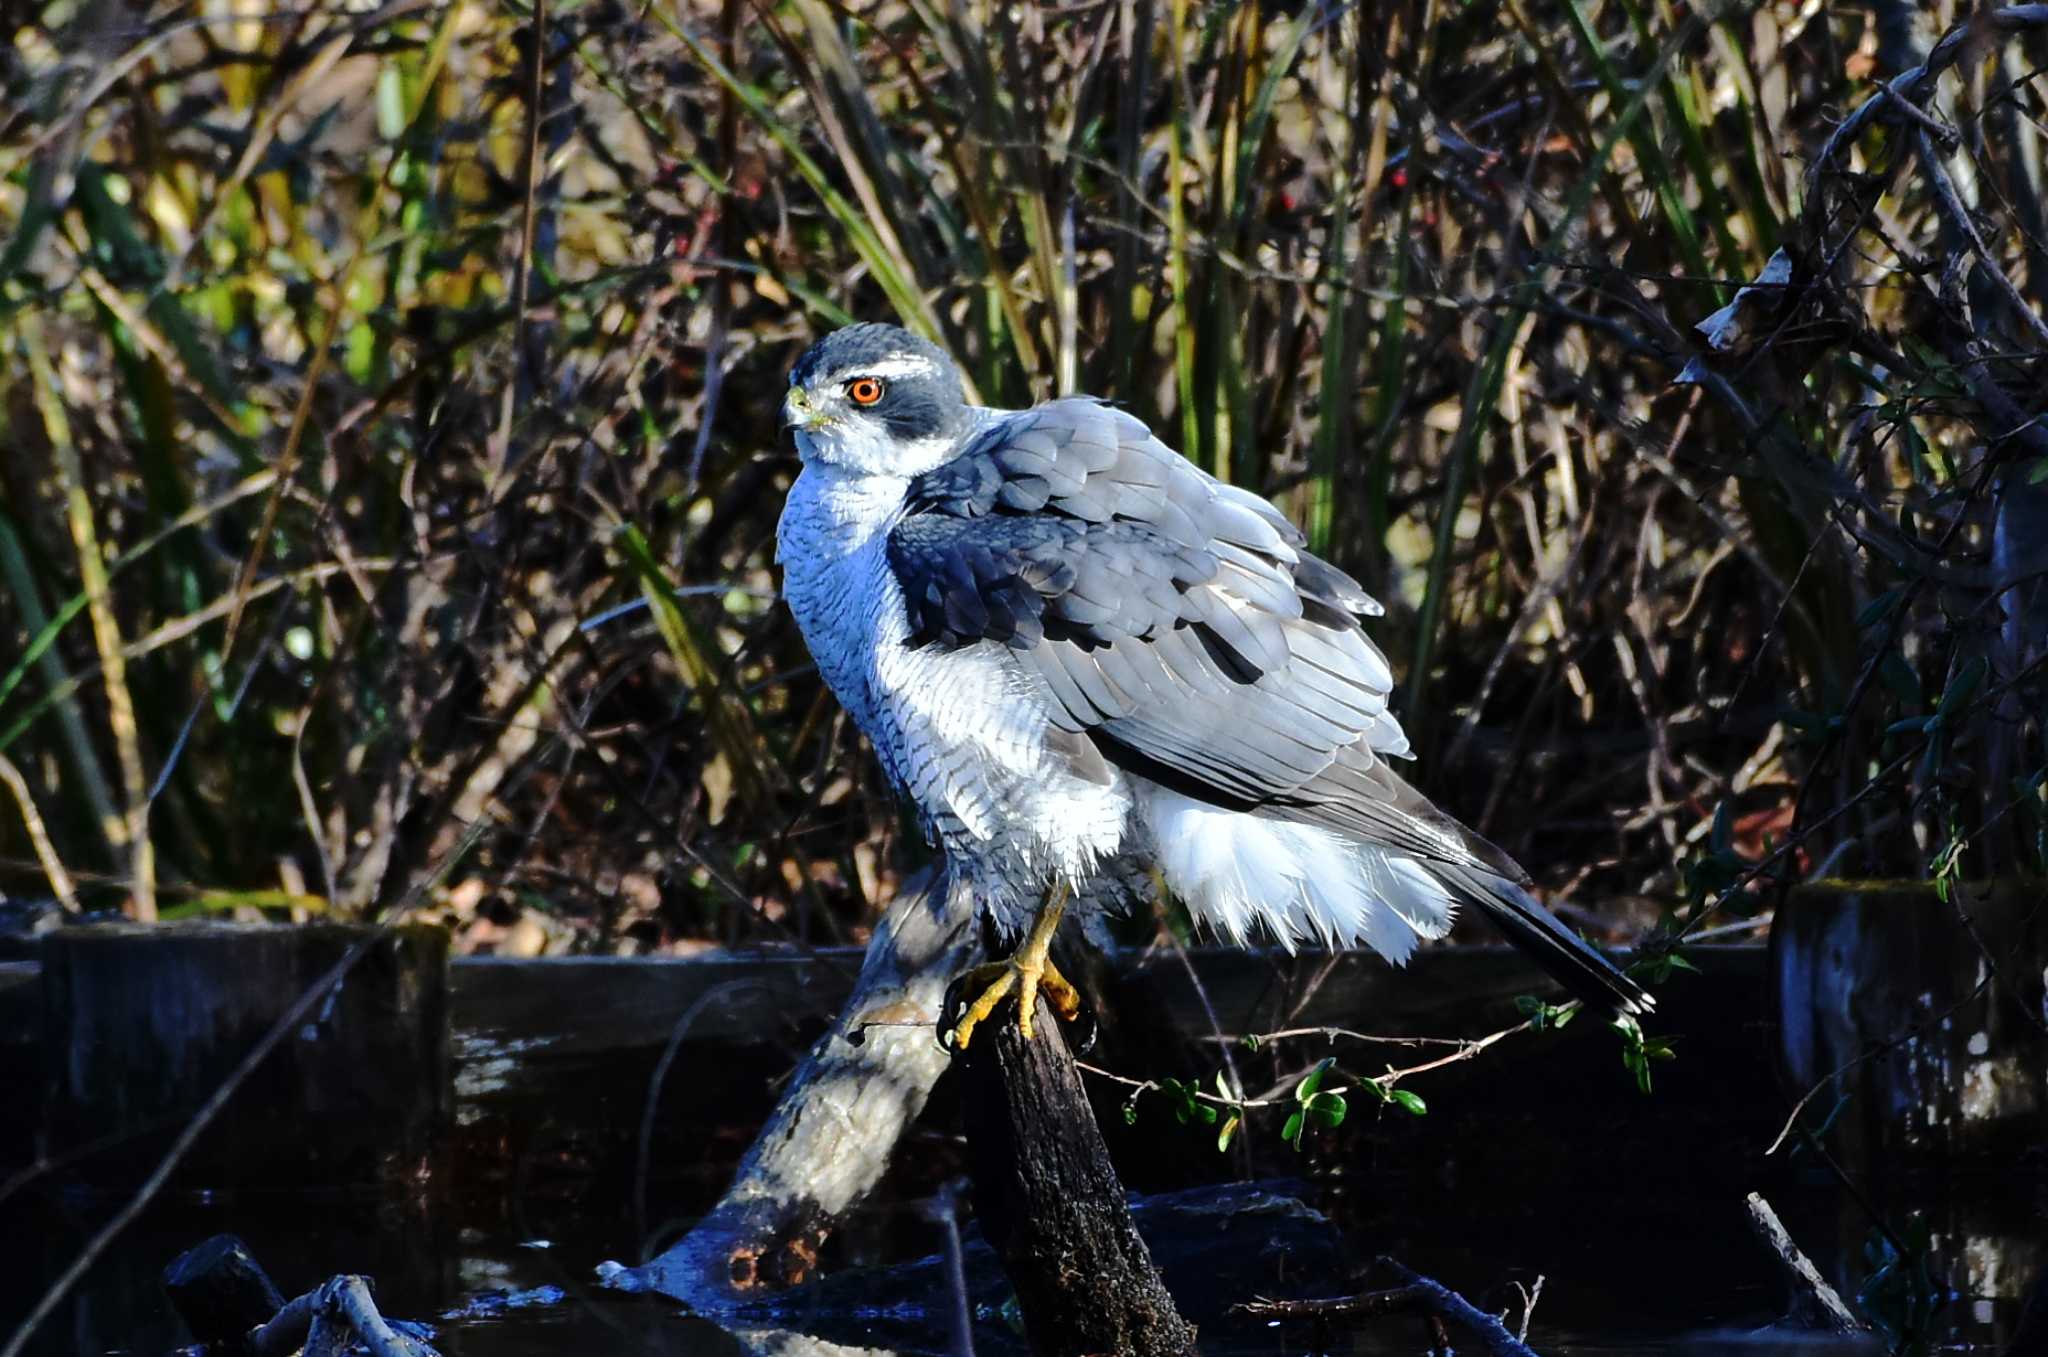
[778,459,1130,891]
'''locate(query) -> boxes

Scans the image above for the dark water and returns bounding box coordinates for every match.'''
[4,1162,2034,1356]
[4,949,2039,1356]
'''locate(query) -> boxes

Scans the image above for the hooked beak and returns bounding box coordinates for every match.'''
[783,387,821,431]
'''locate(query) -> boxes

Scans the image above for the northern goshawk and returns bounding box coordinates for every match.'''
[777,323,1650,1046]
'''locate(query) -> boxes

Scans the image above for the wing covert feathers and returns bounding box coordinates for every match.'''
[891,399,1402,808]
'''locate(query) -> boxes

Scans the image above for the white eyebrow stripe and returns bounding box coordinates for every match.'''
[830,355,940,381]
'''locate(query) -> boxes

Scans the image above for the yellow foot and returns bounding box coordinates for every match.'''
[943,954,1082,1049]
[942,884,1075,1050]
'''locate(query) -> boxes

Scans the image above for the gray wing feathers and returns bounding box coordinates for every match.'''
[1429,859,1652,1014]
[1270,751,1529,883]
[890,399,1504,867]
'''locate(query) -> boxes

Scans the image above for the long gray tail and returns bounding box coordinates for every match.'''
[1435,863,1654,1016]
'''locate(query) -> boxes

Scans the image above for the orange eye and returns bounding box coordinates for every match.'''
[846,377,885,406]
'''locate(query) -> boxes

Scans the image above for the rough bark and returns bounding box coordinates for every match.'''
[607,865,977,1300]
[956,994,1197,1357]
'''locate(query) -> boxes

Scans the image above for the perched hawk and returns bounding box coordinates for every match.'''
[776,324,1650,1046]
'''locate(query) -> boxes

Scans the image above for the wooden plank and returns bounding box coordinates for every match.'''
[1116,943,1635,1035]
[450,951,866,1059]
[448,942,1767,1059]
[0,942,1770,1054]
[2,942,1770,1191]
[445,951,875,1191]
[37,924,448,1190]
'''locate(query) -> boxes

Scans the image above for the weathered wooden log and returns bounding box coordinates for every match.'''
[249,1276,439,1357]
[956,993,1197,1357]
[158,1234,440,1357]
[39,923,449,1190]
[162,1234,287,1348]
[604,866,976,1300]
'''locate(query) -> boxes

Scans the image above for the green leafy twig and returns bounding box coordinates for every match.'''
[1080,1009,1573,1153]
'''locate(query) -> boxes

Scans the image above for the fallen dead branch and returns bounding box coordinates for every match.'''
[1744,1192,1869,1334]
[1235,1255,1542,1357]
[249,1276,439,1357]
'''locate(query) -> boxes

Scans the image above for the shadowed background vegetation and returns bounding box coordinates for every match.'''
[1,0,2043,957]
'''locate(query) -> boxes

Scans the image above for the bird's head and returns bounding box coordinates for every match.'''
[784,323,971,477]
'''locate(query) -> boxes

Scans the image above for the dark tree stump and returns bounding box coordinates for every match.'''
[163,1233,286,1347]
[956,996,1197,1356]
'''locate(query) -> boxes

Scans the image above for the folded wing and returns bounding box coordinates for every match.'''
[886,399,1653,1015]
[887,399,1510,877]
